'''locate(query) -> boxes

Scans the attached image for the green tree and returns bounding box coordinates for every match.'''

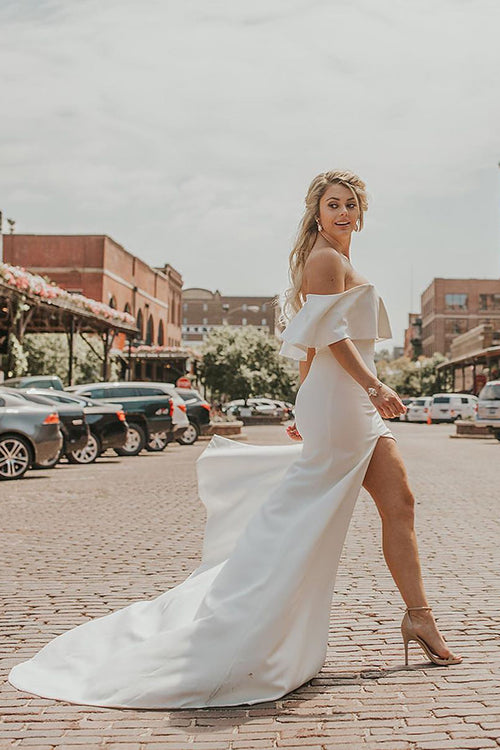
[200,326,299,402]
[376,352,448,397]
[22,333,119,385]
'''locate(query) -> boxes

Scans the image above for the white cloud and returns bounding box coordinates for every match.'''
[1,0,500,346]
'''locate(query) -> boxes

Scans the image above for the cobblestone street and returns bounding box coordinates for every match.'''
[1,422,499,749]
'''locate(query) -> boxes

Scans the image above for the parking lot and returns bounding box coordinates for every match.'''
[1,422,499,749]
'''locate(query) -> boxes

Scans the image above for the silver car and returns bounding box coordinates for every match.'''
[0,391,63,480]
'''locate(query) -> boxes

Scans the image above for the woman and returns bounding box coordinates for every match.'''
[8,169,461,710]
[282,169,462,668]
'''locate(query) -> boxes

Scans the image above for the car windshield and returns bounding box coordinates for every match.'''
[479,383,500,401]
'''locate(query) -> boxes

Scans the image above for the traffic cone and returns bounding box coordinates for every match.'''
[426,413,432,425]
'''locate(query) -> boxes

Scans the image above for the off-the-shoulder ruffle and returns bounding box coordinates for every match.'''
[278,283,392,361]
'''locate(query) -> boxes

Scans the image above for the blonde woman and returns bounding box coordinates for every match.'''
[9,170,461,711]
[281,169,462,668]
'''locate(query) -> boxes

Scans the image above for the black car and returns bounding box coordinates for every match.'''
[4,389,89,468]
[67,383,174,456]
[21,390,128,464]
[0,391,63,480]
[2,375,65,391]
[174,388,212,445]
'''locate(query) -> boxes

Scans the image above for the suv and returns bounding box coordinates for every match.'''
[2,375,65,391]
[429,393,478,423]
[174,388,212,444]
[475,380,500,440]
[122,382,189,449]
[67,382,177,455]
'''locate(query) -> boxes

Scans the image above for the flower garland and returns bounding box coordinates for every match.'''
[0,262,137,329]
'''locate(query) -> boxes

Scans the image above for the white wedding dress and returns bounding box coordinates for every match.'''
[8,281,396,709]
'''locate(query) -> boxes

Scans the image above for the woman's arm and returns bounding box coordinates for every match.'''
[299,347,316,384]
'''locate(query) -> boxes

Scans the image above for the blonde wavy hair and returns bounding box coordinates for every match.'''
[277,169,369,326]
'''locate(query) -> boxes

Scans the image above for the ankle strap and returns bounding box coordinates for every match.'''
[406,606,432,611]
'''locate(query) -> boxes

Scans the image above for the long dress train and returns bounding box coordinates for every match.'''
[8,281,395,709]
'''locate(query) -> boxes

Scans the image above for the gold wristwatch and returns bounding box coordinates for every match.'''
[367,380,384,398]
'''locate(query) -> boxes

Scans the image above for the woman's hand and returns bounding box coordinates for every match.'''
[286,422,303,441]
[370,384,407,420]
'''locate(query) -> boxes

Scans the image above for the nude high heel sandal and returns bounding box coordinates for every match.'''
[401,606,463,666]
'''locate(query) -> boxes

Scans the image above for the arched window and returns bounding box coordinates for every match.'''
[158,320,164,346]
[146,315,154,346]
[136,308,144,340]
[124,302,131,315]
[109,295,117,309]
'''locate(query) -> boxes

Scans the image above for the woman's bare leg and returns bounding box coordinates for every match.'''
[362,435,462,661]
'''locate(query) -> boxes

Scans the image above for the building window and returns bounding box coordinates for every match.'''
[136,309,144,340]
[445,293,468,311]
[146,315,154,346]
[479,293,500,311]
[261,318,267,325]
[242,317,247,325]
[262,303,267,311]
[222,317,228,325]
[203,302,208,312]
[183,302,188,311]
[183,317,187,325]
[203,317,208,325]
[242,304,247,312]
[157,320,164,346]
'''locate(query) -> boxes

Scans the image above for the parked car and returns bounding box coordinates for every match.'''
[67,383,175,455]
[1,375,65,391]
[0,391,63,480]
[3,389,89,468]
[20,389,128,464]
[475,380,500,441]
[429,393,478,423]
[223,399,285,419]
[174,387,212,445]
[406,396,433,423]
[115,382,189,450]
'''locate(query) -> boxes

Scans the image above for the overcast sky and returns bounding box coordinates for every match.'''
[1,0,500,347]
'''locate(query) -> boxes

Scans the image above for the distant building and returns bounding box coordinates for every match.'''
[421,278,500,357]
[182,288,279,349]
[403,312,422,360]
[3,234,183,347]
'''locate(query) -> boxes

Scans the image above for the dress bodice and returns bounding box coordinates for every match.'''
[278,282,392,361]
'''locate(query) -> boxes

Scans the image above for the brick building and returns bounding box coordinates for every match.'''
[182,288,279,349]
[420,278,500,357]
[3,235,183,348]
[403,312,422,360]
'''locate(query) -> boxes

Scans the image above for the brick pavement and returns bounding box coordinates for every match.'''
[1,422,499,749]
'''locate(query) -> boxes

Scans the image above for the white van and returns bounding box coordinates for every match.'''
[407,396,432,423]
[429,393,478,423]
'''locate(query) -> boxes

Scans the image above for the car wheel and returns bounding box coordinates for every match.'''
[146,431,168,452]
[114,423,146,456]
[32,446,63,469]
[177,421,200,445]
[0,434,32,480]
[67,433,101,464]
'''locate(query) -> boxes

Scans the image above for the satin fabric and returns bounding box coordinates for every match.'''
[8,283,395,709]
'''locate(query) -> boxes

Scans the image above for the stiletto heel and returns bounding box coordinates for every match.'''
[401,606,463,667]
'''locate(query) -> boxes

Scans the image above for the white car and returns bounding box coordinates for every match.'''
[475,380,500,440]
[406,396,432,423]
[429,393,478,423]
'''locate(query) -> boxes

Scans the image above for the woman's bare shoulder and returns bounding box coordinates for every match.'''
[302,248,346,296]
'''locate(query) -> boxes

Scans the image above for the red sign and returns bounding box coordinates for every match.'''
[176,376,191,388]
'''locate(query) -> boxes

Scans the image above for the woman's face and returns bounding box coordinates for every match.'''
[317,183,360,237]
